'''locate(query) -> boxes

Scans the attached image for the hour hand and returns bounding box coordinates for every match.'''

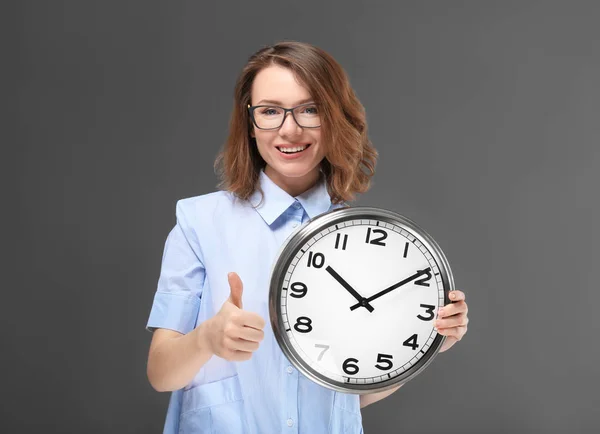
[350,267,431,311]
[325,266,374,312]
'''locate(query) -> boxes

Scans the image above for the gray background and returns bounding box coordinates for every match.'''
[9,1,599,433]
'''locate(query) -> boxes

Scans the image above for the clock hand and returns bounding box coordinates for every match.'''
[325,266,374,312]
[349,267,431,311]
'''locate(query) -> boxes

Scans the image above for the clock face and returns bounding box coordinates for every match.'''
[270,208,452,393]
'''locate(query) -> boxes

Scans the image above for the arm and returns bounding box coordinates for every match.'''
[360,384,403,408]
[146,201,212,392]
[147,324,214,392]
[147,272,265,392]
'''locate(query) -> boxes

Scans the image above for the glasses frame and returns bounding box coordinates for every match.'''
[247,102,322,130]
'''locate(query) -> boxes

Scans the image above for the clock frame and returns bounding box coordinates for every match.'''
[268,206,455,394]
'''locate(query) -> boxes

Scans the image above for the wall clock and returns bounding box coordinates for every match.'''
[269,207,454,393]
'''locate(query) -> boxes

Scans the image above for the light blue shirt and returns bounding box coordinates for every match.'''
[146,170,363,434]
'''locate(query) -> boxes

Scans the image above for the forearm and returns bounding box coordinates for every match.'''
[147,322,214,392]
[360,384,403,408]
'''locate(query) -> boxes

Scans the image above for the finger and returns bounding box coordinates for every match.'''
[224,349,253,362]
[228,272,244,309]
[238,326,265,343]
[435,314,468,329]
[239,311,266,330]
[437,325,467,341]
[448,290,465,302]
[228,337,260,352]
[438,301,468,318]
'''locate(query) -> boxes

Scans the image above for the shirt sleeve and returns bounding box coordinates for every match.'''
[146,199,205,334]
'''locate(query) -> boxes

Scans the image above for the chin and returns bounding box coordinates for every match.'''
[275,164,321,179]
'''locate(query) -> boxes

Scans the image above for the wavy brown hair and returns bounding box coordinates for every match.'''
[214,41,377,204]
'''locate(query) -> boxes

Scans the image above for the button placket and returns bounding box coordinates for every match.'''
[283,355,299,433]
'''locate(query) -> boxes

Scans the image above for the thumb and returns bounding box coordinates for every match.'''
[227,272,243,309]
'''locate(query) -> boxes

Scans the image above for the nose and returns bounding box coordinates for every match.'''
[279,112,302,136]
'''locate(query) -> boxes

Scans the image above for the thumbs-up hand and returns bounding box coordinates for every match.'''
[204,272,266,361]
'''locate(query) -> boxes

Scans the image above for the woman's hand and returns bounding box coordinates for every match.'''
[203,272,265,361]
[436,290,469,352]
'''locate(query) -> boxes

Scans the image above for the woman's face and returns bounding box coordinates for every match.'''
[250,64,325,196]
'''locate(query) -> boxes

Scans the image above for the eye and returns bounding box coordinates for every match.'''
[300,105,319,115]
[260,107,282,116]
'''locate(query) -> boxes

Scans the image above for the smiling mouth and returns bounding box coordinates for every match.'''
[276,144,311,154]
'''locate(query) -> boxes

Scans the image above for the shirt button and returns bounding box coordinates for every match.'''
[287,418,294,427]
[286,366,293,374]
[292,223,298,228]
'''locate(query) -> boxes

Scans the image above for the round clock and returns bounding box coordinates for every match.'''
[268,206,455,394]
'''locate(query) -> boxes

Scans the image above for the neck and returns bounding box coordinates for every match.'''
[264,167,322,197]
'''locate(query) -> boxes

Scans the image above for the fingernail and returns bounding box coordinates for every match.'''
[450,292,456,300]
[438,308,444,317]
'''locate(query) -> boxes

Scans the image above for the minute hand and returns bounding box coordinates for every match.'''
[349,267,431,311]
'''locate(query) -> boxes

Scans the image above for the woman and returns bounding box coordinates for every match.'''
[146,41,469,434]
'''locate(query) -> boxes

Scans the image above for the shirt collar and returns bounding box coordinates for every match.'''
[250,170,332,226]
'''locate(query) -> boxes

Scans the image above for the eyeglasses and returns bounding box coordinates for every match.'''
[248,102,321,130]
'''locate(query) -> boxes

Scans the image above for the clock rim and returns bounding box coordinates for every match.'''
[268,206,455,394]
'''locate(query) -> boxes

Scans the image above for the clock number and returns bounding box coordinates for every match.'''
[375,353,394,371]
[417,304,436,321]
[294,317,313,333]
[334,233,348,250]
[414,269,432,286]
[315,344,330,361]
[403,242,409,258]
[307,251,325,268]
[290,282,308,298]
[365,227,387,246]
[342,358,359,375]
[403,334,419,350]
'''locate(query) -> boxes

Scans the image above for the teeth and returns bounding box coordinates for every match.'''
[279,145,308,153]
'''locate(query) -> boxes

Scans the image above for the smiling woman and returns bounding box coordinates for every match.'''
[214,41,377,201]
[145,41,458,434]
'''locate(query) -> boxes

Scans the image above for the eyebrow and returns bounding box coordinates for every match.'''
[255,98,315,106]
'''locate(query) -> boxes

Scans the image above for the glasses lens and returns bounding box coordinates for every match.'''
[254,106,285,129]
[293,104,321,128]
